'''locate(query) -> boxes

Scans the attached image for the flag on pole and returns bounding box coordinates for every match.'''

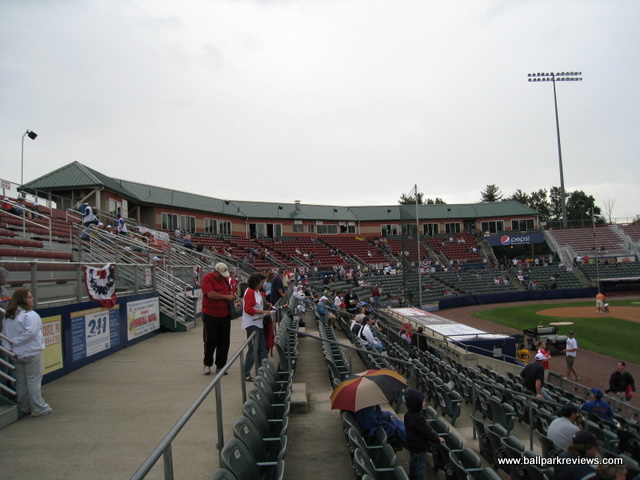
[82,263,117,308]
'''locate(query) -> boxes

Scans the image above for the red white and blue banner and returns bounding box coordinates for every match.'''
[82,263,117,308]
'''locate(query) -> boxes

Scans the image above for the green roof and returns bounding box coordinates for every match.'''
[24,162,538,221]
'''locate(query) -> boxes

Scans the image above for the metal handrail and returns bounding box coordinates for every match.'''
[2,204,53,246]
[130,330,257,480]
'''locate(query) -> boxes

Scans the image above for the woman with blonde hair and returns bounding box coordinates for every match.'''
[1,288,52,417]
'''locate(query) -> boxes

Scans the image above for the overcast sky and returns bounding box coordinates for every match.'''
[1,0,638,220]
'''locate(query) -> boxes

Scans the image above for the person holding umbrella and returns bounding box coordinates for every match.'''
[330,369,408,449]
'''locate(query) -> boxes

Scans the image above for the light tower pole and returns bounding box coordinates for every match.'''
[528,71,582,228]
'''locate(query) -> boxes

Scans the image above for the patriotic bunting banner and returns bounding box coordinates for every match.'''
[82,263,117,308]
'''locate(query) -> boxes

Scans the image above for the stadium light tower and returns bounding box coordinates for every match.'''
[21,130,38,187]
[527,71,582,228]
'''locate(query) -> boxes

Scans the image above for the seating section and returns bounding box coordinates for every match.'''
[425,233,482,264]
[513,264,585,290]
[580,262,640,281]
[1,200,79,262]
[321,236,391,266]
[547,225,627,256]
[619,224,640,243]
[432,269,518,295]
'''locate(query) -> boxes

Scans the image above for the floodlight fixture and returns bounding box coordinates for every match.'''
[527,71,583,228]
[21,130,38,186]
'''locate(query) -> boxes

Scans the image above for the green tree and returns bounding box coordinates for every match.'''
[566,191,602,225]
[480,184,503,203]
[399,191,426,205]
[528,189,551,222]
[425,197,447,204]
[549,186,565,222]
[506,189,529,205]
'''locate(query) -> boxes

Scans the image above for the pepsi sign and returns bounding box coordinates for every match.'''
[487,233,544,246]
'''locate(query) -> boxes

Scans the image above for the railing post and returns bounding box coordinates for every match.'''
[215,382,225,467]
[134,264,139,294]
[152,264,157,290]
[30,261,37,307]
[76,263,83,302]
[162,445,174,480]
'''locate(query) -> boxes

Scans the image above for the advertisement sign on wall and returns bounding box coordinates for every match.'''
[70,306,121,363]
[42,315,63,375]
[127,296,160,340]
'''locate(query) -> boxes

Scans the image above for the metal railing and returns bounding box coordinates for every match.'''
[130,331,257,480]
[0,261,155,309]
[0,329,17,397]
[1,203,53,246]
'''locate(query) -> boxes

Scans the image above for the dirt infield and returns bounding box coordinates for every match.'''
[440,297,640,406]
[538,306,640,323]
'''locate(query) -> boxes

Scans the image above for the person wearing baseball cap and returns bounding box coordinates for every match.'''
[200,263,236,375]
[547,403,584,449]
[554,430,599,479]
[581,388,614,422]
[519,352,552,400]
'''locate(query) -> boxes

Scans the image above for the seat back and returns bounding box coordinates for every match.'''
[233,416,269,462]
[209,468,236,480]
[499,435,525,475]
[535,429,560,458]
[485,423,508,469]
[220,438,260,480]
[353,447,376,478]
[449,448,482,480]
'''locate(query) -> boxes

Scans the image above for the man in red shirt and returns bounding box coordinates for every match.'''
[201,263,236,375]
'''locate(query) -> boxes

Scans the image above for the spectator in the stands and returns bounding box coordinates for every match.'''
[581,388,614,422]
[553,430,598,480]
[547,403,584,449]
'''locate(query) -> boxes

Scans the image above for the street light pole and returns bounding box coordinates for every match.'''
[528,72,582,228]
[590,208,601,293]
[21,130,38,186]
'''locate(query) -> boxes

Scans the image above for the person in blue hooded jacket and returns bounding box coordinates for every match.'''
[404,389,444,480]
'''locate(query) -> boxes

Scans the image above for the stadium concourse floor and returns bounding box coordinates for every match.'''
[0,310,352,480]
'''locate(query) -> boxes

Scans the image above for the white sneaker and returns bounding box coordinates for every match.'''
[203,366,211,375]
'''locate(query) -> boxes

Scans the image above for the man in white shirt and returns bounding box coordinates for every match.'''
[547,403,583,449]
[358,316,383,352]
[565,331,580,380]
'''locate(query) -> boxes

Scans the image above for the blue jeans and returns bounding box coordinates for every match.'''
[409,450,427,480]
[14,354,51,416]
[244,325,267,378]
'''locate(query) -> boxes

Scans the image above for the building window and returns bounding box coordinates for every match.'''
[316,222,338,234]
[381,224,398,236]
[205,218,218,235]
[161,213,179,231]
[180,215,196,233]
[445,222,461,234]
[307,224,315,233]
[293,222,304,233]
[511,219,535,231]
[481,221,504,234]
[423,223,439,236]
[220,220,232,236]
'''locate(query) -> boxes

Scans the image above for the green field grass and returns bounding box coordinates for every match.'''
[472,299,640,364]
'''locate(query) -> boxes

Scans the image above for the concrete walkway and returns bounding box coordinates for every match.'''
[0,318,264,480]
[0,309,385,480]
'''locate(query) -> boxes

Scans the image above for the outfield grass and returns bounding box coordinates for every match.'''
[472,299,640,364]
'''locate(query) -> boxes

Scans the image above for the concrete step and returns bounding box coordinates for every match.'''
[0,403,18,431]
[290,383,308,414]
